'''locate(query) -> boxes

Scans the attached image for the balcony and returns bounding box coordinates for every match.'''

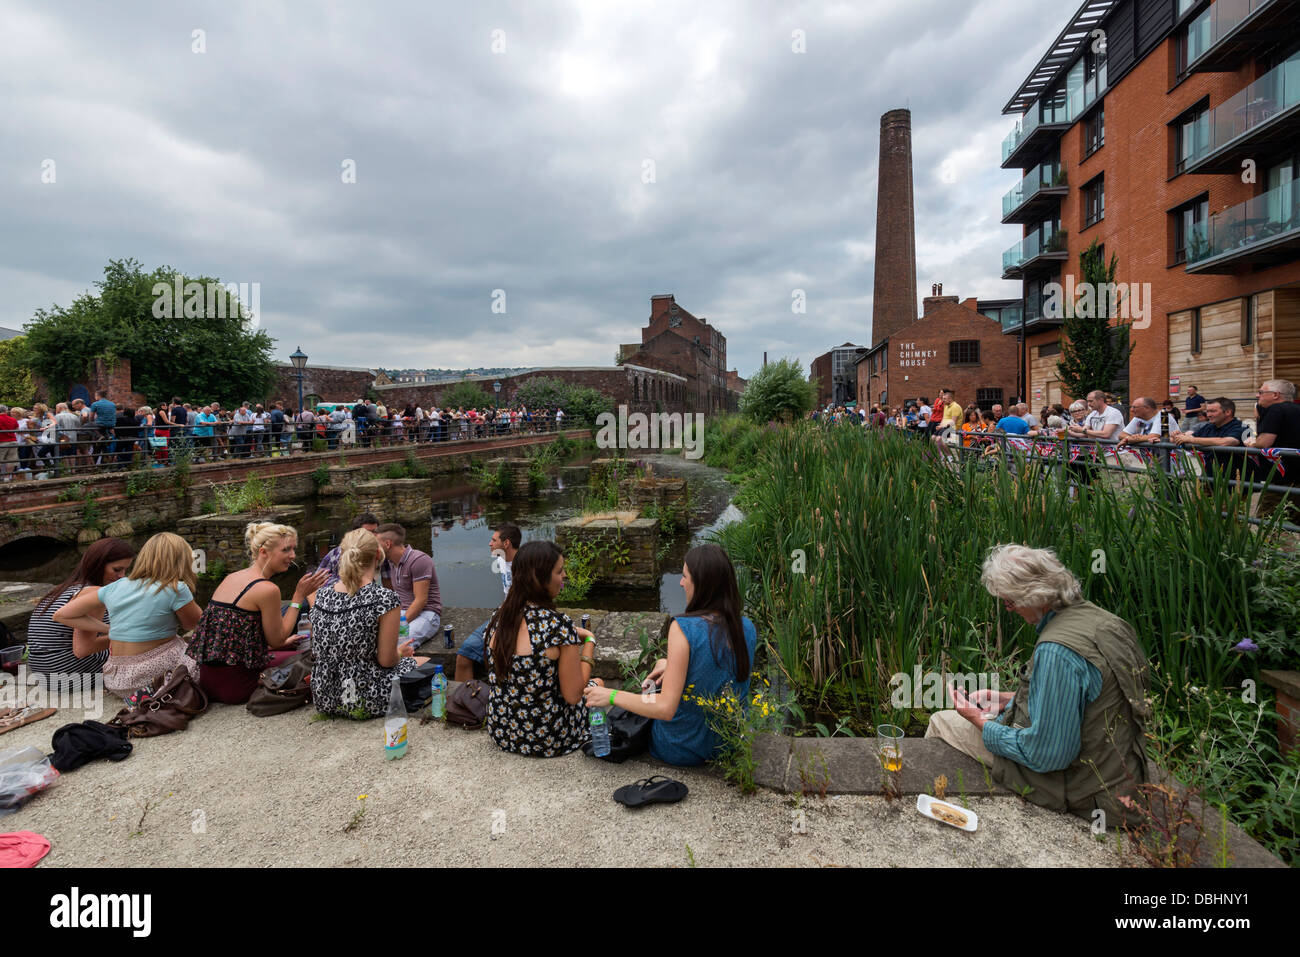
[1002,230,1069,279]
[1187,0,1300,75]
[1002,165,1068,224]
[1001,104,1071,169]
[995,302,1024,333]
[1184,50,1300,174]
[1000,296,1064,335]
[1185,181,1300,273]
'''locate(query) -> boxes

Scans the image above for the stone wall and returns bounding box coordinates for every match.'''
[0,430,587,551]
[176,508,307,572]
[555,517,659,588]
[618,477,688,529]
[270,364,374,407]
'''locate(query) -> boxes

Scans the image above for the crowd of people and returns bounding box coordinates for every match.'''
[25,520,758,771]
[812,378,1300,518]
[0,395,571,479]
[23,516,1158,823]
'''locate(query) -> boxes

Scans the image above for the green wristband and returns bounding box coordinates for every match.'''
[609,690,617,707]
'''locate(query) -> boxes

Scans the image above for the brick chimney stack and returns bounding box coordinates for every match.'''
[871,108,918,349]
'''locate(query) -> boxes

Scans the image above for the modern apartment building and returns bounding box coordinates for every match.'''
[998,0,1300,412]
[810,343,868,406]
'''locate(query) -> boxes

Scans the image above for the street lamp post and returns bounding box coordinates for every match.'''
[290,347,308,415]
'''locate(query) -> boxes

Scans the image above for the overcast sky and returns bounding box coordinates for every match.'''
[2,0,1070,377]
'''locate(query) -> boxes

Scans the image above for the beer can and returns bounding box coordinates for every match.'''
[580,614,590,630]
[444,625,454,648]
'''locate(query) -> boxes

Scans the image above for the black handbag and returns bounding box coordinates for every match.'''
[581,705,653,763]
[399,660,442,712]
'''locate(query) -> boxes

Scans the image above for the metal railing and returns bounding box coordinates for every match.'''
[0,414,588,481]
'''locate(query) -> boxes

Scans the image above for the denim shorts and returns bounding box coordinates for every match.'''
[457,619,490,663]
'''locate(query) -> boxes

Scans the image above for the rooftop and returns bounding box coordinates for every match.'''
[1003,0,1117,115]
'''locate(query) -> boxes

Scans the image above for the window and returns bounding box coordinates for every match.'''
[976,388,1004,409]
[1191,307,1202,355]
[1037,341,1062,358]
[1241,296,1255,346]
[1172,195,1209,265]
[1083,105,1104,158]
[1174,102,1209,174]
[949,340,980,365]
[1083,175,1105,228]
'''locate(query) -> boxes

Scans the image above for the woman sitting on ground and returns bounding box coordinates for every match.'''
[186,522,329,704]
[583,544,758,766]
[310,528,428,717]
[54,532,202,702]
[28,537,135,689]
[485,541,595,757]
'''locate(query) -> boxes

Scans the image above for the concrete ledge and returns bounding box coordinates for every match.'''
[753,733,1285,867]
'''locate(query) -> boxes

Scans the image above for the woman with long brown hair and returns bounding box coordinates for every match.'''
[28,537,135,687]
[584,543,757,766]
[485,541,595,757]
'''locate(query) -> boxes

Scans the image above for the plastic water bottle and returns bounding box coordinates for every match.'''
[430,665,447,719]
[399,610,409,645]
[588,699,611,758]
[384,676,408,761]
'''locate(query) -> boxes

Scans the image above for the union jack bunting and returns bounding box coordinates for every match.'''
[1260,448,1296,478]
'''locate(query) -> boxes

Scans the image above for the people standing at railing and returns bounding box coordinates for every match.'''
[231,402,252,457]
[1068,391,1123,444]
[1170,397,1245,479]
[192,405,217,461]
[1249,379,1300,520]
[0,405,19,480]
[1116,397,1178,448]
[1182,385,1206,432]
[89,390,117,464]
[996,407,1030,435]
[269,401,285,455]
[51,402,82,471]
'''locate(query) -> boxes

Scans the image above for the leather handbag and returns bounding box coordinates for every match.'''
[446,679,488,729]
[111,665,209,737]
[246,651,313,717]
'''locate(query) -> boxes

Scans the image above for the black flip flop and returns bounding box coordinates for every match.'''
[614,775,688,808]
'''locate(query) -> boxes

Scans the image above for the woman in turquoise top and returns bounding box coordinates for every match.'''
[584,544,757,766]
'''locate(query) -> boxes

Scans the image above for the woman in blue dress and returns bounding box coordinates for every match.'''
[584,544,758,766]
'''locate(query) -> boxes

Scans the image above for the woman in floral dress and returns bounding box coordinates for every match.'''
[485,541,596,757]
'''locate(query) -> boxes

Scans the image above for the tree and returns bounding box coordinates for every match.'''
[738,358,816,423]
[441,381,491,409]
[20,259,276,406]
[1055,239,1134,400]
[0,336,35,406]
[514,376,613,423]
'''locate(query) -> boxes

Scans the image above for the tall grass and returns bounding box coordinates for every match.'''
[715,423,1292,721]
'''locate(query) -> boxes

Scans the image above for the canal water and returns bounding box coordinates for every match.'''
[0,454,741,615]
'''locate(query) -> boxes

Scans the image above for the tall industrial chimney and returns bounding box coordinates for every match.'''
[871,108,918,348]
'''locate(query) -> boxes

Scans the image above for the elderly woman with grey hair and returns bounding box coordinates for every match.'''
[925,544,1151,826]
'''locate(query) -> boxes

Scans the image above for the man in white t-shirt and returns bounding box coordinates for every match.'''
[454,523,521,681]
[1068,390,1125,444]
[232,403,254,457]
[917,398,932,433]
[1118,397,1178,447]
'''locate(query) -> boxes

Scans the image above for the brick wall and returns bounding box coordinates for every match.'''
[374,366,688,415]
[270,364,374,408]
[860,296,1019,409]
[810,351,833,406]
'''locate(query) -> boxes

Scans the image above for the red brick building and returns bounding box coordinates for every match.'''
[998,0,1300,413]
[810,343,867,406]
[855,294,1020,411]
[620,294,737,412]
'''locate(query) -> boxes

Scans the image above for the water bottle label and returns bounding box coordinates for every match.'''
[385,719,407,748]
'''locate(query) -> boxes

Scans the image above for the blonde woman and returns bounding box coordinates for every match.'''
[54,532,202,702]
[310,528,429,717]
[187,522,329,703]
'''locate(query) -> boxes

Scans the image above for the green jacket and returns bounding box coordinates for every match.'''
[993,600,1151,826]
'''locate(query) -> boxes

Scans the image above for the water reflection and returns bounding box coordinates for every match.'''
[1,454,739,615]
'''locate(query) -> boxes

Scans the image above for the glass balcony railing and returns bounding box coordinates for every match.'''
[1002,229,1067,274]
[1205,50,1300,155]
[995,302,1024,333]
[1188,0,1289,70]
[1187,181,1300,266]
[1002,164,1066,218]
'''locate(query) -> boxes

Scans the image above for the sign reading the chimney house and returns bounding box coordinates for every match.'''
[897,342,936,367]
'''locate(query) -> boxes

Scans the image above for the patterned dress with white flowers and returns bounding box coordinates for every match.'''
[311,581,417,718]
[486,604,589,757]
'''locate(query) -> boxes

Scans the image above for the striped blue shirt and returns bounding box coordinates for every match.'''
[982,612,1103,773]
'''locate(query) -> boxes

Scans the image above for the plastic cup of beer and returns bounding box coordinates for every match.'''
[877,724,904,772]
